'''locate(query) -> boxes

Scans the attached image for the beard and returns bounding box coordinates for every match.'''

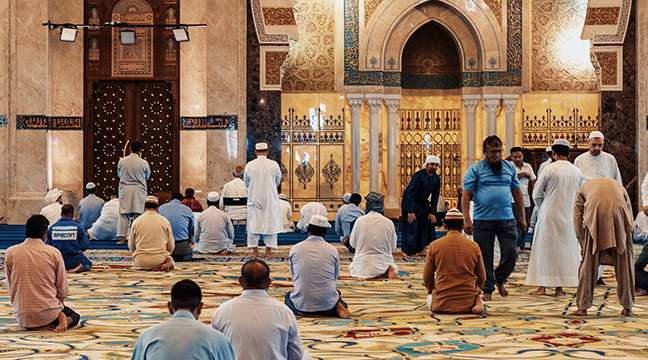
[487,159,502,174]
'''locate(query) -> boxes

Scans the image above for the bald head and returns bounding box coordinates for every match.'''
[240,259,270,290]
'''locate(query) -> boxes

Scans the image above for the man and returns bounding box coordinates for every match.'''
[349,192,399,279]
[46,204,92,273]
[159,193,195,262]
[285,215,350,319]
[423,209,486,314]
[117,141,151,245]
[526,139,582,296]
[88,191,120,241]
[211,259,311,360]
[401,154,441,256]
[635,226,648,294]
[194,192,236,255]
[643,172,648,217]
[78,182,104,232]
[342,192,351,205]
[574,131,622,285]
[529,146,553,233]
[5,214,80,331]
[536,146,554,177]
[132,279,235,360]
[244,142,282,257]
[462,135,526,301]
[572,178,635,316]
[181,188,204,212]
[128,196,175,271]
[41,188,63,226]
[296,201,327,232]
[279,193,295,233]
[220,165,248,222]
[335,193,364,243]
[509,147,536,252]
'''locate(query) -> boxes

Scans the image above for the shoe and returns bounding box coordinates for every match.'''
[596,278,605,285]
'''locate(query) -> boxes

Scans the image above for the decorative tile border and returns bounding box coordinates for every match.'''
[49,116,83,130]
[181,115,238,130]
[16,115,83,130]
[0,115,7,128]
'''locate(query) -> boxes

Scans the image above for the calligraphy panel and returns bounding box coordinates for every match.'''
[111,0,154,77]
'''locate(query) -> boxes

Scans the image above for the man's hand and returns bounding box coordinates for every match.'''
[643,206,648,217]
[464,217,473,235]
[428,214,437,223]
[407,213,416,223]
[518,218,527,232]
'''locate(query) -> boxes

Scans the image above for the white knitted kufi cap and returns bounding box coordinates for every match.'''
[309,214,331,228]
[425,155,441,165]
[588,131,604,140]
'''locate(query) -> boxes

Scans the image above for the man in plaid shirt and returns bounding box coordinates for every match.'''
[182,188,204,212]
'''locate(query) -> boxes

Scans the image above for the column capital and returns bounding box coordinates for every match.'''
[482,95,501,114]
[384,98,400,112]
[366,97,383,113]
[501,94,520,112]
[346,94,364,111]
[462,95,480,113]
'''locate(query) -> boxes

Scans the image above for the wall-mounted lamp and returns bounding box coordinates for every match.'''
[119,30,136,45]
[43,21,206,43]
[172,28,189,42]
[59,27,78,42]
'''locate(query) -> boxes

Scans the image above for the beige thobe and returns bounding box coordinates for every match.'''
[128,211,175,269]
[573,178,635,311]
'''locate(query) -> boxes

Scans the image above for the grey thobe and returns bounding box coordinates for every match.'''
[117,153,151,237]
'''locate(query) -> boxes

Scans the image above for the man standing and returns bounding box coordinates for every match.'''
[285,215,350,318]
[181,188,203,212]
[129,196,175,271]
[536,146,554,177]
[462,136,526,301]
[88,191,120,241]
[526,139,583,296]
[335,193,364,243]
[117,141,150,245]
[194,192,236,255]
[220,165,248,222]
[401,155,441,256]
[132,279,235,360]
[572,178,635,316]
[509,147,536,252]
[158,193,195,262]
[244,142,282,257]
[41,188,63,226]
[5,215,80,331]
[211,259,310,360]
[78,182,104,231]
[46,204,92,273]
[423,209,486,314]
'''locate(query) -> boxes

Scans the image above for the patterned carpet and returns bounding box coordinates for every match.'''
[1,244,648,359]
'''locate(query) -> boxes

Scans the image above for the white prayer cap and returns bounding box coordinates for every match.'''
[85,182,96,190]
[44,188,63,203]
[588,131,604,140]
[309,214,331,228]
[425,155,441,165]
[207,191,220,202]
[278,193,288,200]
[342,193,351,204]
[145,195,159,205]
[545,146,552,152]
[553,139,570,147]
[445,208,463,220]
[255,142,269,151]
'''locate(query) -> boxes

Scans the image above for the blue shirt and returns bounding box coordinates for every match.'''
[289,235,340,312]
[79,194,105,231]
[46,217,89,255]
[462,159,520,220]
[334,204,365,241]
[132,310,235,360]
[158,199,194,241]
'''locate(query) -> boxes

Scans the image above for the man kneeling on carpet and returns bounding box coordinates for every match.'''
[5,214,80,331]
[46,204,92,273]
[423,209,486,314]
[285,215,350,318]
[128,195,175,271]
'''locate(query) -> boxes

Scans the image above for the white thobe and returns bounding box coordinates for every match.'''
[88,198,120,240]
[193,206,236,253]
[349,211,399,279]
[537,158,552,178]
[573,151,622,184]
[118,153,151,214]
[279,199,294,232]
[211,289,311,360]
[296,202,327,232]
[642,172,648,207]
[514,162,536,208]
[526,161,583,287]
[244,156,282,235]
[220,177,248,221]
[40,202,63,226]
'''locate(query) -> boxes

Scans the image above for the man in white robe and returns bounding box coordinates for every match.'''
[40,189,63,226]
[244,142,282,257]
[529,146,553,232]
[88,191,120,241]
[78,182,104,232]
[642,172,648,217]
[296,202,327,232]
[194,192,236,255]
[526,139,583,296]
[117,141,150,245]
[278,194,294,233]
[220,166,248,222]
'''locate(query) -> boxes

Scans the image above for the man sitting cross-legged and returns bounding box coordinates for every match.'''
[128,195,175,271]
[5,214,80,332]
[132,279,235,360]
[285,215,350,319]
[423,208,486,314]
[46,204,92,273]
[193,192,236,255]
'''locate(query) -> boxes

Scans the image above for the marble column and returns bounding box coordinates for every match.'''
[346,94,364,193]
[462,95,481,165]
[366,95,383,192]
[483,94,502,136]
[383,95,401,209]
[638,0,648,206]
[502,94,520,152]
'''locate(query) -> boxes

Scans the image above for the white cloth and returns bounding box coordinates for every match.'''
[642,173,648,207]
[537,158,552,178]
[118,153,151,214]
[88,198,120,240]
[211,289,311,360]
[349,211,399,278]
[244,156,282,235]
[526,161,583,287]
[513,162,536,207]
[220,177,248,221]
[296,202,327,232]
[247,233,277,248]
[40,202,63,226]
[573,151,622,184]
[279,199,294,232]
[193,206,236,254]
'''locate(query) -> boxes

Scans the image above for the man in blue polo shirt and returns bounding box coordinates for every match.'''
[462,135,526,301]
[46,204,92,273]
[158,193,195,262]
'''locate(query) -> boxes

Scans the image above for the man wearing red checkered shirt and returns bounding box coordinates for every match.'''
[182,188,204,212]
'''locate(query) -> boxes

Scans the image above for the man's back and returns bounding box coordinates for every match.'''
[349,212,397,278]
[118,153,150,186]
[194,207,235,253]
[79,194,104,231]
[40,203,63,226]
[158,200,194,241]
[221,177,248,220]
[129,212,174,257]
[244,156,282,234]
[335,203,364,240]
[88,198,120,240]
[289,236,339,312]
[46,217,88,255]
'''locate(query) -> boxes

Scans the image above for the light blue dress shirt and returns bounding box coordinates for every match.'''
[79,194,105,231]
[131,310,235,360]
[158,199,194,241]
[289,235,340,312]
[462,159,520,220]
[334,204,365,241]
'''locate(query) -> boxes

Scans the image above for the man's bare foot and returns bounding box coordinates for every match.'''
[570,309,588,316]
[621,308,635,316]
[159,258,174,272]
[265,248,273,257]
[386,265,398,279]
[482,293,492,301]
[218,249,229,255]
[472,295,484,314]
[336,302,351,319]
[517,247,526,253]
[496,284,509,297]
[52,312,69,332]
[251,248,259,257]
[67,264,83,273]
[116,240,126,245]
[555,287,566,296]
[530,286,546,295]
